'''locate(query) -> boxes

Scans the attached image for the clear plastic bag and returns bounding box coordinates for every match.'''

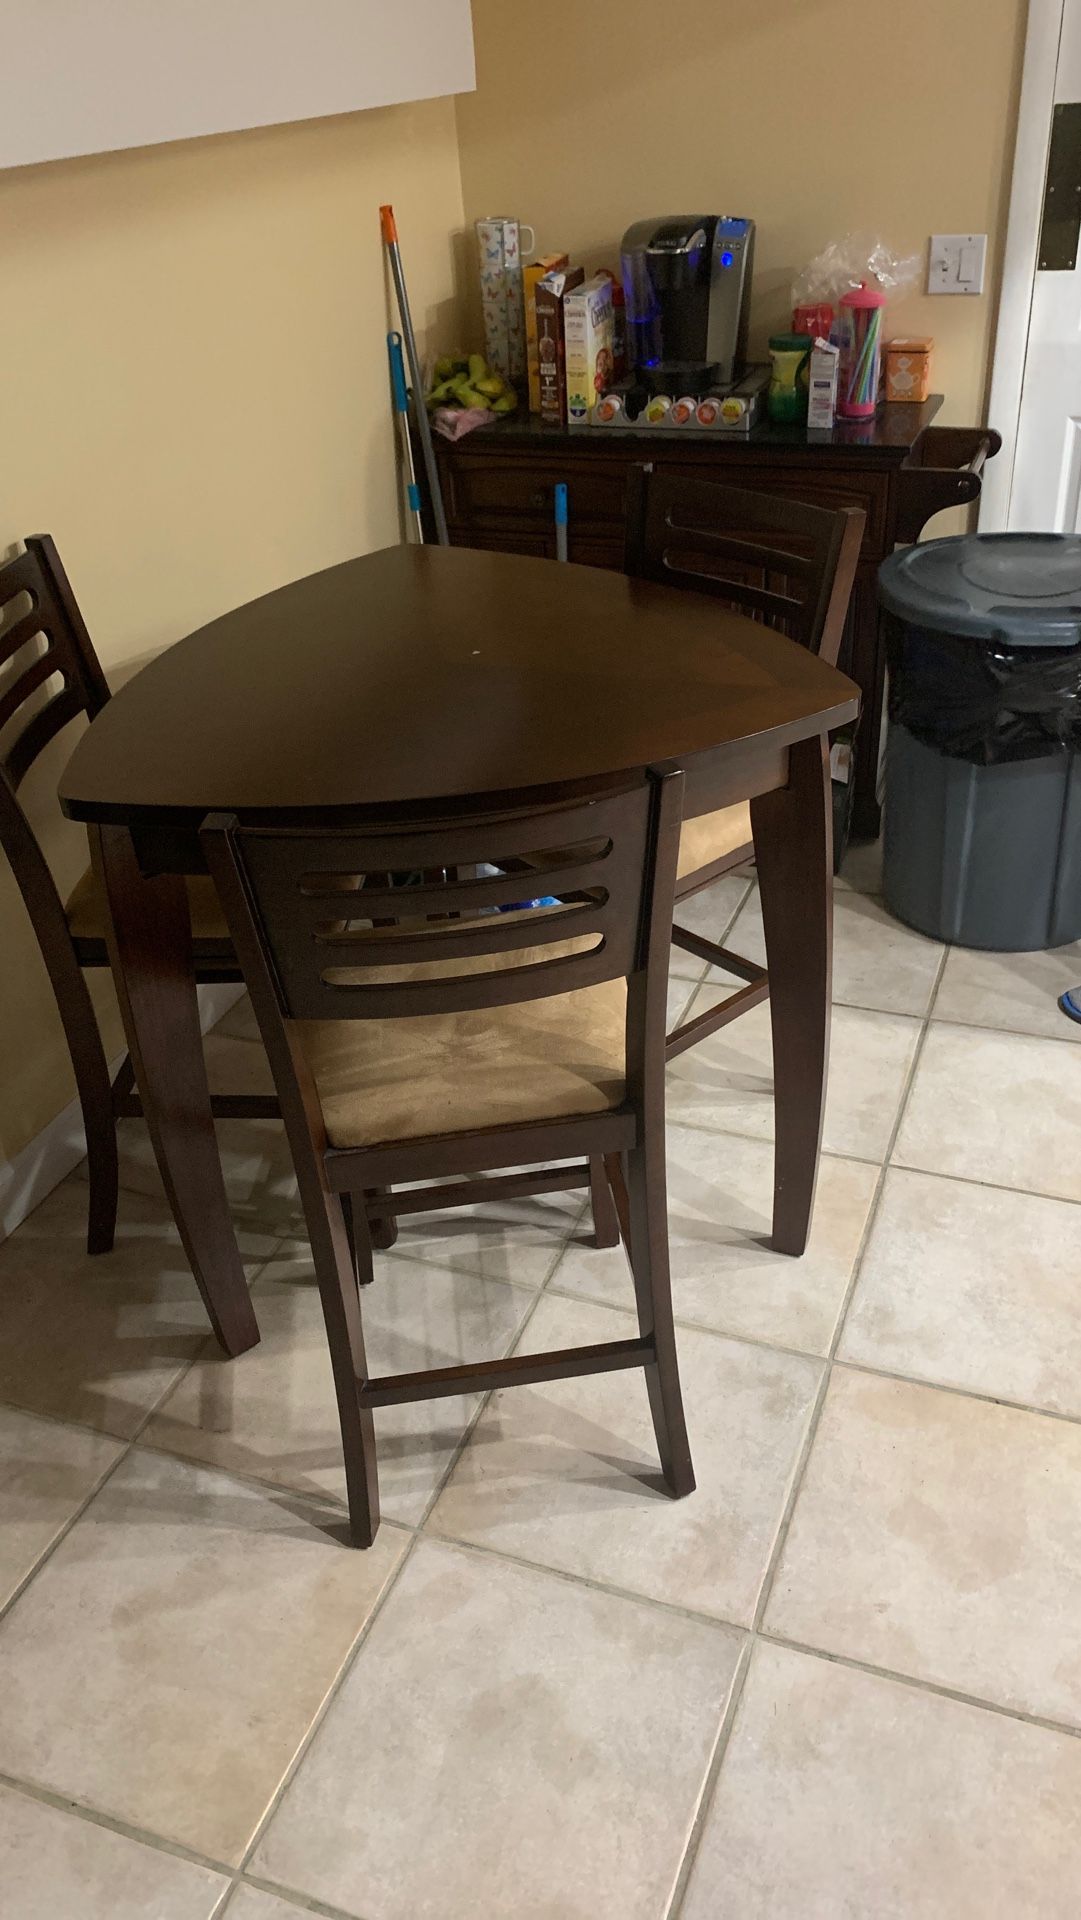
[792,233,922,309]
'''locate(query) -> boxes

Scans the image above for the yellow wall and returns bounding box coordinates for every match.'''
[456,0,1027,428]
[0,97,464,1169]
[0,3,1032,1178]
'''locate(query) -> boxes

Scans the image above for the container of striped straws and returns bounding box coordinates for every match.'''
[836,282,887,419]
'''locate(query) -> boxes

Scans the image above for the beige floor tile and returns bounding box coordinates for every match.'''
[253,1535,742,1920]
[429,1292,821,1623]
[894,1021,1081,1202]
[673,868,754,952]
[0,1406,123,1609]
[145,1248,536,1525]
[0,1781,228,1920]
[0,1449,406,1864]
[0,1178,276,1437]
[683,1639,1081,1920]
[840,1167,1081,1416]
[225,1888,309,1920]
[552,1129,878,1354]
[727,884,943,1017]
[834,833,883,894]
[384,1177,583,1289]
[765,1367,1081,1725]
[666,998,920,1162]
[934,939,1081,1043]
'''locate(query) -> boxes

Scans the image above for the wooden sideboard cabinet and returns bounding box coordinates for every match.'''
[424,400,999,838]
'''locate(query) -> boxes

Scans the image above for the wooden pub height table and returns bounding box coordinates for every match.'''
[428,404,999,838]
[60,545,859,1356]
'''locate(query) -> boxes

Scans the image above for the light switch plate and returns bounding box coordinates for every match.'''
[928,233,987,295]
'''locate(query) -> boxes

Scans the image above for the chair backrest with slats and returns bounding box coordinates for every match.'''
[203,775,682,1028]
[0,536,112,974]
[624,467,864,668]
[0,535,110,794]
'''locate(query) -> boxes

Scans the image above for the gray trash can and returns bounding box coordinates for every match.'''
[877,533,1081,951]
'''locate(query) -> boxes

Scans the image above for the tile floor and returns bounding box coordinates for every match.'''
[3,848,1081,1915]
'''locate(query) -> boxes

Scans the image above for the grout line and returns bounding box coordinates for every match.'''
[0,1767,235,1879]
[758,1628,1081,1744]
[749,955,944,1640]
[830,1355,1081,1433]
[236,1870,375,1920]
[663,1634,754,1920]
[0,1437,136,1632]
[235,1527,422,1878]
[422,1520,750,1639]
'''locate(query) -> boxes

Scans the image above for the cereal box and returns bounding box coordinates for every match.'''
[535,266,584,425]
[524,253,569,412]
[564,273,614,425]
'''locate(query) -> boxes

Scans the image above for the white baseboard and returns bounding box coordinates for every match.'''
[0,982,245,1245]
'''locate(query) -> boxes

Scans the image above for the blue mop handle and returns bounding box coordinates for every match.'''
[387,331,422,516]
[554,482,568,562]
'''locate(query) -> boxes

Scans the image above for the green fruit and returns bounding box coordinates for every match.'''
[491,391,517,413]
[475,374,504,397]
[433,355,456,380]
[457,385,489,409]
[468,353,489,384]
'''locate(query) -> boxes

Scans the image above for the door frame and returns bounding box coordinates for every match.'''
[983,0,1067,528]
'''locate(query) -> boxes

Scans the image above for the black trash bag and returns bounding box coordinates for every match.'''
[885,619,1081,766]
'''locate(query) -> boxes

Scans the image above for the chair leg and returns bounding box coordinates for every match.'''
[366,1187,399,1252]
[84,1072,120,1258]
[60,973,120,1257]
[310,1190,380,1546]
[588,1155,620,1249]
[613,1146,695,1498]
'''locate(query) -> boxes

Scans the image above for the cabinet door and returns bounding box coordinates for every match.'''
[664,458,890,556]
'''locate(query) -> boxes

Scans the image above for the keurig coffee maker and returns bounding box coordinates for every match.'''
[620,214,755,395]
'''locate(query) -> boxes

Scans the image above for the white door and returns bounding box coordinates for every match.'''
[1008,6,1081,527]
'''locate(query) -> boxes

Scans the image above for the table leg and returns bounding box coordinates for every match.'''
[750,735,833,1256]
[90,825,260,1357]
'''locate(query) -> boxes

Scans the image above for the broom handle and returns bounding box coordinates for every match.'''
[380,205,449,546]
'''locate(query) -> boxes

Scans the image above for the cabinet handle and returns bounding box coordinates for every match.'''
[529,488,548,509]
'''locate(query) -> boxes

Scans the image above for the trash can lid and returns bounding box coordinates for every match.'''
[878,533,1081,646]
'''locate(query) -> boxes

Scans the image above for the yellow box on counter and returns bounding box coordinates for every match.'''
[564,273,615,425]
[885,337,933,403]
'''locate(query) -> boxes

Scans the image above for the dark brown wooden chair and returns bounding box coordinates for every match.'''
[0,536,277,1256]
[202,768,694,1548]
[623,469,864,1060]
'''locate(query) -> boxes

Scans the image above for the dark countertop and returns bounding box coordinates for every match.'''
[436,395,944,461]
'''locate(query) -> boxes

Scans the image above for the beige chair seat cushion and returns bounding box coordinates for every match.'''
[65,867,230,944]
[299,960,627,1149]
[677,802,753,884]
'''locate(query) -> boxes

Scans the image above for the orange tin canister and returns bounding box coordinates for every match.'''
[885,337,934,403]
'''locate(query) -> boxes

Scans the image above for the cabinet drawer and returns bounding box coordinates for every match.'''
[444,457,628,532]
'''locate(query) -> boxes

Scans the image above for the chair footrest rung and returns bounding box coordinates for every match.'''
[665,978,771,1060]
[364,1163,592,1221]
[361,1336,652,1409]
[671,923,768,985]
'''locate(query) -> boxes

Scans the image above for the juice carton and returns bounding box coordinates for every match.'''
[564,273,615,425]
[525,253,569,411]
[535,266,584,425]
[806,337,840,430]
